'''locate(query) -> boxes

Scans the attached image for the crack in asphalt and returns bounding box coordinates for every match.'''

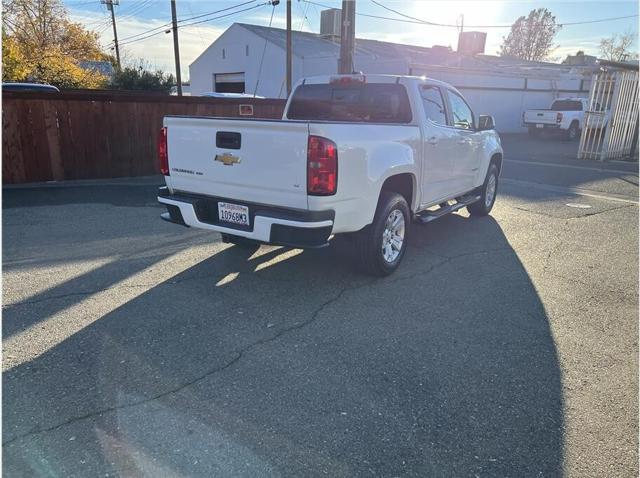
[2,278,374,446]
[547,271,638,301]
[566,203,636,219]
[2,247,512,446]
[506,202,634,220]
[542,219,571,275]
[507,204,561,219]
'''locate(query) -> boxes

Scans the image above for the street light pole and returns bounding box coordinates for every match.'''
[170,0,183,96]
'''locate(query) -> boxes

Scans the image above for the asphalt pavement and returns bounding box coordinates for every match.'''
[3,135,638,477]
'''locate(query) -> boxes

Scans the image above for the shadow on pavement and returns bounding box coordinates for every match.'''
[3,213,565,477]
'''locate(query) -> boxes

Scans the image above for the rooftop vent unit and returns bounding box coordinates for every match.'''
[431,45,452,54]
[457,31,487,55]
[563,53,598,66]
[320,8,341,40]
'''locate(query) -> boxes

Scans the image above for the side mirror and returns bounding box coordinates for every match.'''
[478,115,495,131]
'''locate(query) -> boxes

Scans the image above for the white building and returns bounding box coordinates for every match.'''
[189,10,599,132]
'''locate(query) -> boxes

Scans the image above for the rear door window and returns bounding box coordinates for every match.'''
[287,83,412,123]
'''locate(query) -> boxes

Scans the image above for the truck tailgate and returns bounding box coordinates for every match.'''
[524,110,557,124]
[165,116,309,209]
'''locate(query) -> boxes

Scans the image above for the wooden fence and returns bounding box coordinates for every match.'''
[2,90,286,184]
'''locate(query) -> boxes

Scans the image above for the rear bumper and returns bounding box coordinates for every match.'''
[524,122,561,129]
[157,187,334,248]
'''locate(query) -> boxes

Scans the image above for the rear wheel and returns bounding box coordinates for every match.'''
[566,121,579,141]
[467,162,499,217]
[353,192,410,276]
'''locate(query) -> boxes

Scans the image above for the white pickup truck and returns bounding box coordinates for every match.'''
[523,97,608,140]
[158,74,503,275]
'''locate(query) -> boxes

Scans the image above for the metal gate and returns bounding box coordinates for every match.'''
[578,69,639,160]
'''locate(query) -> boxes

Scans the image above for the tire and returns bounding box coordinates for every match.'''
[353,192,410,276]
[221,233,260,249]
[566,122,579,141]
[467,162,499,217]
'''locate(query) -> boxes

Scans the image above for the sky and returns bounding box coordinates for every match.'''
[64,0,640,80]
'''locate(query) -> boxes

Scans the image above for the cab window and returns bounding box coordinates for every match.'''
[447,90,474,130]
[420,85,448,126]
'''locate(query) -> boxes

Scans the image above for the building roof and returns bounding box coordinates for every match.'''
[239,22,463,64]
[236,22,589,78]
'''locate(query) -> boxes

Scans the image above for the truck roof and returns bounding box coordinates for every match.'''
[553,97,587,102]
[295,74,461,94]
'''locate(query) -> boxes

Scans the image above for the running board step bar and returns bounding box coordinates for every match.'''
[415,195,481,224]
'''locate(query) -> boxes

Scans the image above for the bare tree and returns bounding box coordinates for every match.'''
[599,32,638,61]
[499,8,561,62]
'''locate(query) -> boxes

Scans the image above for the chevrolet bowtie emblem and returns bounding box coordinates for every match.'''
[215,153,241,166]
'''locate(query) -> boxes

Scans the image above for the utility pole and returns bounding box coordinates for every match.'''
[286,0,292,96]
[456,13,464,52]
[338,0,355,74]
[101,0,121,69]
[170,0,183,96]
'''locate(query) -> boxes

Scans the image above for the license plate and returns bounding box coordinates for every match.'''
[218,202,249,226]
[536,124,544,129]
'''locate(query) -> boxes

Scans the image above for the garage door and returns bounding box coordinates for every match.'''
[214,72,245,93]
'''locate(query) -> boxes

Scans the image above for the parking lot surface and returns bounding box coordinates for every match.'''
[3,136,638,477]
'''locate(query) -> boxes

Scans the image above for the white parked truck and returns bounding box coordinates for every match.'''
[158,74,503,275]
[523,97,608,140]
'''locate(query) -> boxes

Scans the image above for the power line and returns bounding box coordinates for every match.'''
[178,2,268,29]
[560,15,640,27]
[303,0,639,29]
[117,3,268,47]
[117,0,154,22]
[254,3,276,96]
[297,0,311,31]
[116,0,259,44]
[370,0,639,29]
[178,0,257,23]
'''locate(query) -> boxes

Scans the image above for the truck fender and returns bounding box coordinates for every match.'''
[365,144,418,222]
[473,134,503,188]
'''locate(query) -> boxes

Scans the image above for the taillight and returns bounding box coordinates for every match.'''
[329,74,366,86]
[158,126,169,175]
[556,112,563,123]
[307,135,337,196]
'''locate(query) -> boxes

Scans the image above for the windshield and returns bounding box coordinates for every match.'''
[287,83,412,123]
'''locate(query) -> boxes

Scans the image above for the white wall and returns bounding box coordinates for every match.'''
[190,25,412,98]
[190,24,289,98]
[190,25,590,132]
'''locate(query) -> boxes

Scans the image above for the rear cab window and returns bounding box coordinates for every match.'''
[551,100,583,111]
[287,83,412,123]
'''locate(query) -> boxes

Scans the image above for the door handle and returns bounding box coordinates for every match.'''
[427,137,438,145]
